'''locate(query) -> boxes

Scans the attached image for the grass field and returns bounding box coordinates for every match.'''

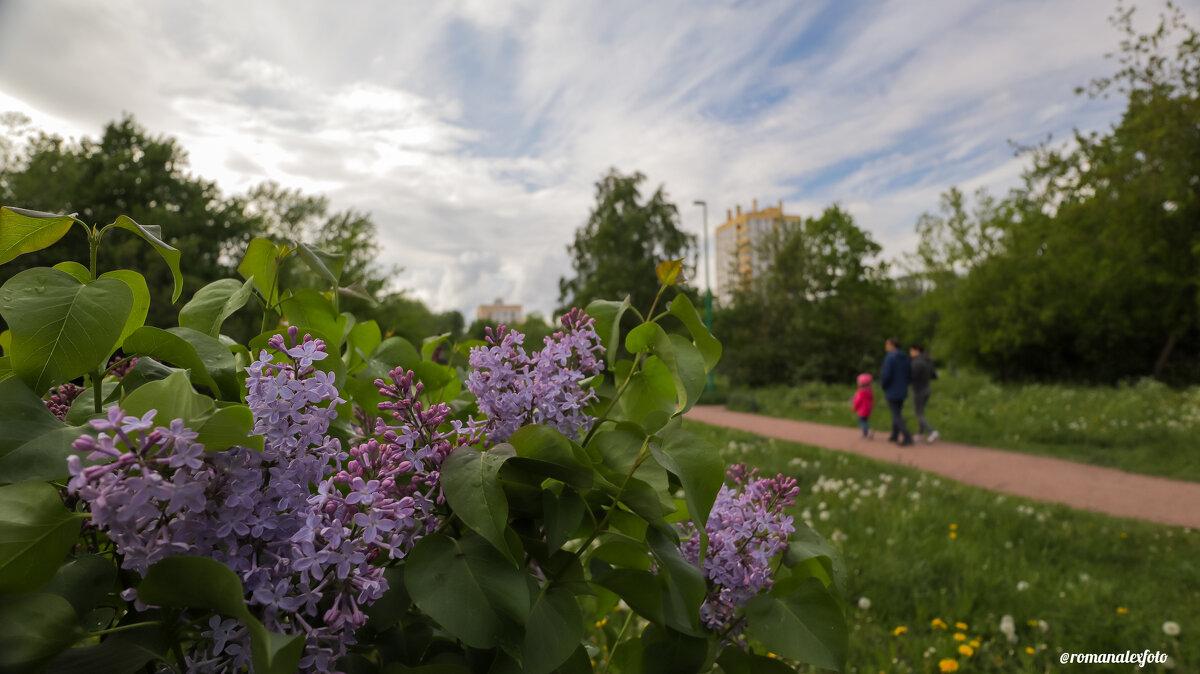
[722,374,1200,482]
[686,421,1198,673]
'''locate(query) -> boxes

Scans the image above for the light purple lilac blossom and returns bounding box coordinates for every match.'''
[67,327,474,673]
[467,308,604,442]
[679,463,800,640]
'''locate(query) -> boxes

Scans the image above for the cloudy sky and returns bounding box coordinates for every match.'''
[0,1,1184,319]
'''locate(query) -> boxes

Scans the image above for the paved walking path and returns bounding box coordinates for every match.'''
[686,406,1200,529]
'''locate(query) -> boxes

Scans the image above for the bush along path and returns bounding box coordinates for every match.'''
[0,206,850,674]
[686,406,1200,529]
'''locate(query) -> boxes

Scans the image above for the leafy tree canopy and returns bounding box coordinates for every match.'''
[911,2,1200,384]
[559,168,696,313]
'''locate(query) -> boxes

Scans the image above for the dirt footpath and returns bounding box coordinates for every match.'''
[686,405,1200,529]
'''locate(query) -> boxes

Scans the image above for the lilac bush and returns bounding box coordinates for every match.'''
[679,463,801,640]
[2,204,847,673]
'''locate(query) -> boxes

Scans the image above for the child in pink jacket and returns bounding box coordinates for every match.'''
[852,373,875,439]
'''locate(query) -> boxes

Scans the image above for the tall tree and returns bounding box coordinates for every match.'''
[559,168,695,313]
[716,205,897,386]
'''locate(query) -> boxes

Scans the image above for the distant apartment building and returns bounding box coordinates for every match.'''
[477,298,522,324]
[714,199,804,305]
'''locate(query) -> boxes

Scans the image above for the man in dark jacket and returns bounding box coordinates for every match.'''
[880,338,914,446]
[909,343,939,442]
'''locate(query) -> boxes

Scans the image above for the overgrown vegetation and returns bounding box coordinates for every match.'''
[0,202,849,673]
[691,422,1197,673]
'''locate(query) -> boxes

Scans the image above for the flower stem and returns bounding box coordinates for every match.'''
[90,620,158,637]
[92,368,103,414]
[563,437,649,571]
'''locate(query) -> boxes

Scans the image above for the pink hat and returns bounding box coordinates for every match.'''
[857,373,873,387]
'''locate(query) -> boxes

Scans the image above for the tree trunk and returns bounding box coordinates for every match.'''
[1152,329,1180,382]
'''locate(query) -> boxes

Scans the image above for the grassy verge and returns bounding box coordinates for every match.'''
[724,374,1200,481]
[687,420,1198,673]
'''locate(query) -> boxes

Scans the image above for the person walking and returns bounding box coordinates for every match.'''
[880,338,914,446]
[909,343,939,443]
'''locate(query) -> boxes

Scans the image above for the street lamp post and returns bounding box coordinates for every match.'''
[693,200,713,393]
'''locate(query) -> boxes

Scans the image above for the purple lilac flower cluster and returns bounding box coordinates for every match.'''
[679,463,800,640]
[467,308,604,442]
[68,329,394,672]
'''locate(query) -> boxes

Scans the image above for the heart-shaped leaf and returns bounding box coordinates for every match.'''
[0,268,133,393]
[744,578,847,672]
[103,216,183,302]
[238,238,288,307]
[523,587,584,674]
[99,270,150,351]
[121,370,214,425]
[0,592,81,673]
[179,277,256,337]
[440,445,516,563]
[404,534,528,649]
[194,405,263,452]
[0,481,82,593]
[121,326,228,398]
[295,241,345,285]
[0,206,77,266]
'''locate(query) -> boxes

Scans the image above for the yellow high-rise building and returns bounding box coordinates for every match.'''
[714,199,803,305]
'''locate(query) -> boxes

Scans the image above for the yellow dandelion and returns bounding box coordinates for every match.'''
[969,639,980,648]
[1120,532,1128,539]
[1025,647,1036,655]
[949,532,957,539]
[893,626,908,636]
[1027,619,1038,627]
[955,621,968,630]
[949,523,958,530]
[938,658,959,672]
[953,632,967,642]
[958,644,974,657]
[767,653,777,659]
[931,618,948,630]
[595,617,608,627]
[1117,607,1129,615]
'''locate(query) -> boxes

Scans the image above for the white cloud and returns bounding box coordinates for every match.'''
[2,0,1191,318]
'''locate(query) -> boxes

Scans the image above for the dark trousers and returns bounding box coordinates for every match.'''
[913,389,934,435]
[857,415,870,435]
[886,397,912,443]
